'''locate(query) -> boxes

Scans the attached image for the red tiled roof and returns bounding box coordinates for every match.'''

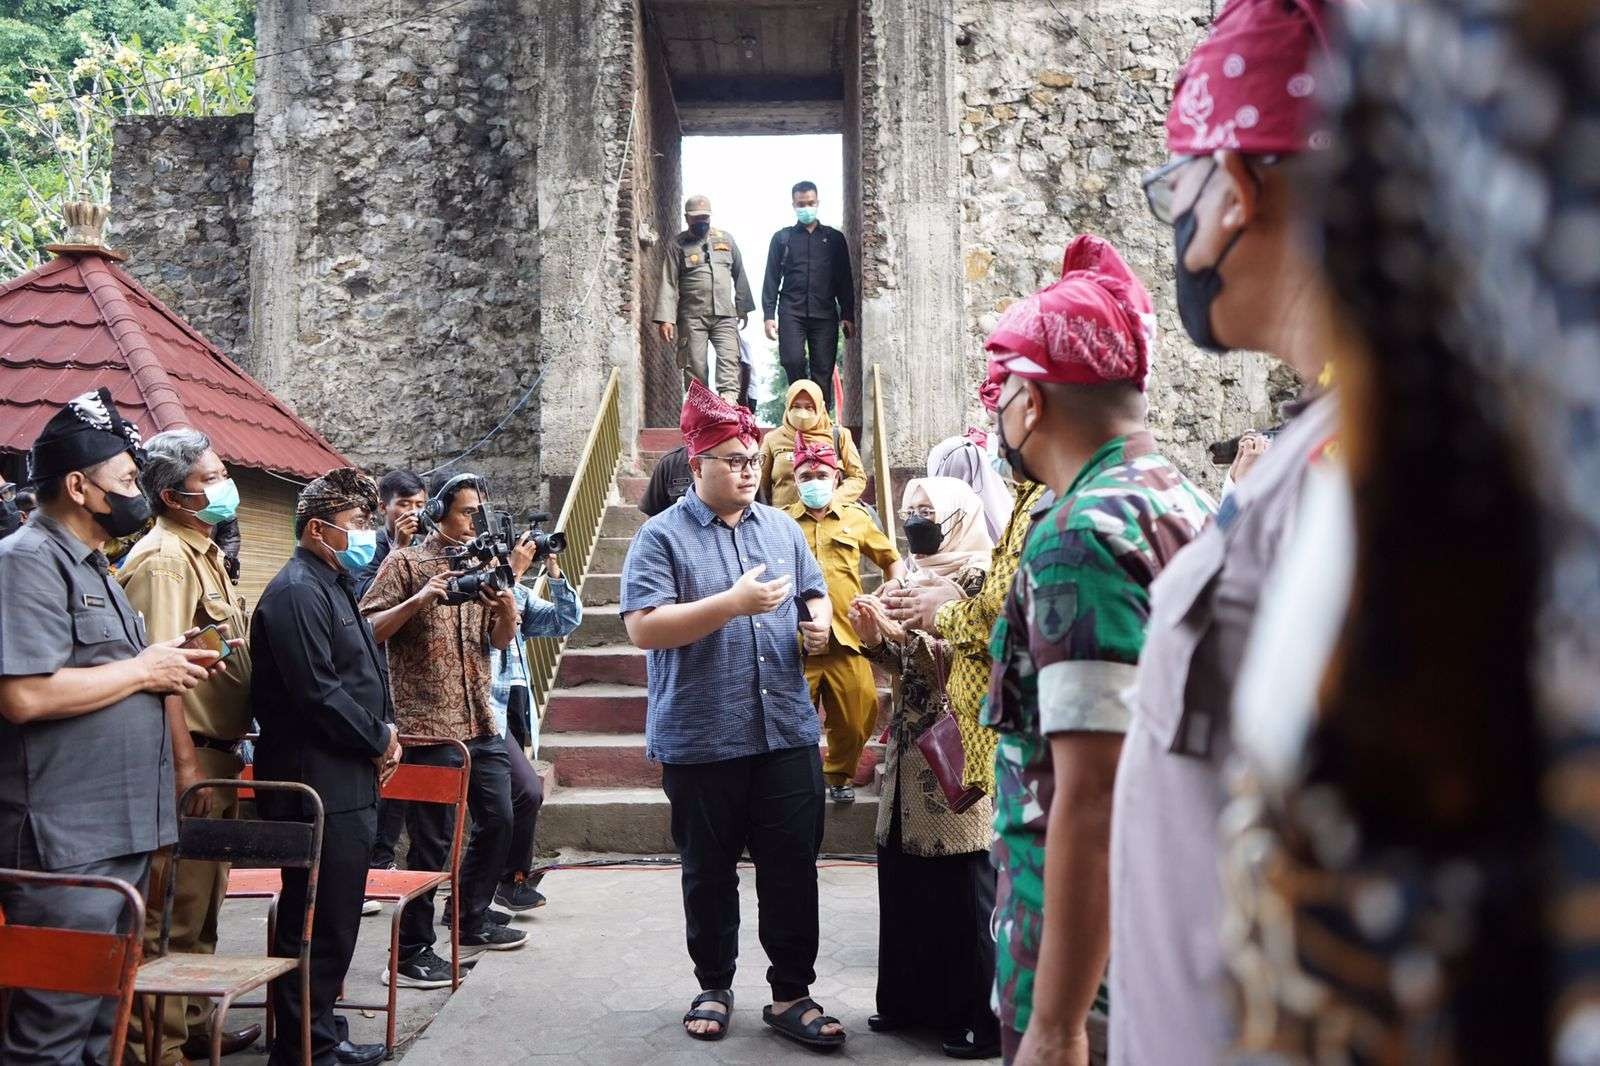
[0,249,347,479]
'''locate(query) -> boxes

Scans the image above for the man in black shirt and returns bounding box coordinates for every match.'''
[251,467,398,1066]
[761,181,856,412]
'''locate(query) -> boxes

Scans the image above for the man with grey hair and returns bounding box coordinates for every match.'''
[119,427,261,1063]
[654,193,755,402]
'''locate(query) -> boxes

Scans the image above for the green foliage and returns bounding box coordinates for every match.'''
[0,0,254,277]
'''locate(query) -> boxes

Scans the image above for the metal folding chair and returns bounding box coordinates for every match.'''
[0,869,146,1064]
[224,736,471,1059]
[137,779,322,1066]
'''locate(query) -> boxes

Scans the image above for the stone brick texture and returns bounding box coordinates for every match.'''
[953,0,1287,489]
[112,114,255,365]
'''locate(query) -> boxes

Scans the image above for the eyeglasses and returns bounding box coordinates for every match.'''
[700,453,760,474]
[1140,156,1208,225]
[900,505,938,521]
[1141,154,1279,225]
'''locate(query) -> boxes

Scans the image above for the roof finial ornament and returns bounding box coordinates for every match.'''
[47,201,124,260]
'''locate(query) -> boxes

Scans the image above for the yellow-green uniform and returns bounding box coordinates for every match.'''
[654,227,755,401]
[786,498,900,786]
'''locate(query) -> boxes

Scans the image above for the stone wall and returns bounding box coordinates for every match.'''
[635,14,684,430]
[952,0,1278,489]
[112,114,255,366]
[250,0,544,505]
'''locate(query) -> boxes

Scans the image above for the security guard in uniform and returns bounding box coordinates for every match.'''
[654,194,755,402]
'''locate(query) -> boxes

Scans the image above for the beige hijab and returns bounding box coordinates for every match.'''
[902,476,993,584]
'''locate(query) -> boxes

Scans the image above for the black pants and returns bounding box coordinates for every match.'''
[369,797,406,868]
[398,736,512,957]
[661,745,825,1001]
[500,714,544,880]
[778,313,839,410]
[269,804,376,1066]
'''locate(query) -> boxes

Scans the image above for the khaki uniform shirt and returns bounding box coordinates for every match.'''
[1109,393,1339,1066]
[785,499,899,652]
[119,515,253,741]
[654,228,756,323]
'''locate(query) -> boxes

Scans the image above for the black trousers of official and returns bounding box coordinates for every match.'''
[777,313,840,410]
[661,745,826,1001]
[369,797,406,868]
[398,736,512,957]
[269,804,376,1066]
[499,693,544,880]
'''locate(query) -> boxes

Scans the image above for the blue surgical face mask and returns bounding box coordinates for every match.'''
[985,429,1015,483]
[328,524,377,572]
[176,478,240,525]
[795,205,818,225]
[797,478,834,510]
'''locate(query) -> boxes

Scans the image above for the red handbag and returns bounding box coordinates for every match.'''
[914,643,987,814]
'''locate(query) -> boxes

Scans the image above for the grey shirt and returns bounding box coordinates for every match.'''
[0,514,175,870]
[1109,394,1338,1066]
[653,228,756,323]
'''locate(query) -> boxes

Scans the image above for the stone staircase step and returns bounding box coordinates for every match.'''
[567,605,628,648]
[599,506,645,537]
[619,477,649,506]
[580,572,621,606]
[590,536,633,573]
[555,644,646,688]
[537,785,881,854]
[543,683,647,733]
[542,732,659,788]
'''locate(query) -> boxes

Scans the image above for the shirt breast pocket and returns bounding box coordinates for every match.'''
[71,607,123,649]
[1140,529,1225,753]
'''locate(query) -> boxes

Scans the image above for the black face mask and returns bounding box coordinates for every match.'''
[904,516,945,555]
[689,220,711,238]
[1172,162,1244,354]
[994,388,1040,486]
[89,481,152,538]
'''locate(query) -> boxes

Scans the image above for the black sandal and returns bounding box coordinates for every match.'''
[683,989,733,1041]
[763,997,846,1050]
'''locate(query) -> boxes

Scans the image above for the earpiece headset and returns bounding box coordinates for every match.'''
[423,472,480,525]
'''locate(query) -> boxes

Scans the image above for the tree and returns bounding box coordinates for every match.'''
[0,1,253,277]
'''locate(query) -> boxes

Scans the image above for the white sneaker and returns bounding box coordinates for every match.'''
[361,899,381,916]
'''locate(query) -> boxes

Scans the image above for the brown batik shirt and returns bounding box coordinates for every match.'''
[359,533,499,743]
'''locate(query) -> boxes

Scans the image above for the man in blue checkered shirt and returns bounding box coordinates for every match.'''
[621,382,845,1050]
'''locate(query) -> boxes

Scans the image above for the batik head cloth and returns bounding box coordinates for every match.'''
[27,387,145,483]
[984,235,1158,391]
[680,379,757,458]
[296,467,379,525]
[1166,0,1334,156]
[791,434,839,472]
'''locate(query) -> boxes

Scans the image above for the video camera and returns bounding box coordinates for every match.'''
[434,506,567,607]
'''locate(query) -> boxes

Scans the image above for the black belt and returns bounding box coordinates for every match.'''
[189,732,242,755]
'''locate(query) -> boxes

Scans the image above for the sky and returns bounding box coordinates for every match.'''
[679,134,844,405]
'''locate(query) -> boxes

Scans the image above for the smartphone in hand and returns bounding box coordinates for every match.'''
[181,623,233,661]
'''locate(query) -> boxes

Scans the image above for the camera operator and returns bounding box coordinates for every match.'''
[360,472,527,986]
[358,469,427,879]
[486,531,581,912]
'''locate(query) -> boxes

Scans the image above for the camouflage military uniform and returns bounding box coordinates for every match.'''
[984,432,1214,1038]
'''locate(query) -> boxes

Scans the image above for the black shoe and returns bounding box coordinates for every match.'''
[941,1028,1001,1059]
[867,1014,910,1033]
[495,875,548,912]
[334,1039,386,1065]
[829,784,856,804]
[439,906,512,927]
[385,946,454,989]
[461,920,528,951]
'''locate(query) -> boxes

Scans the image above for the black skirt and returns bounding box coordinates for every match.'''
[875,792,1000,1039]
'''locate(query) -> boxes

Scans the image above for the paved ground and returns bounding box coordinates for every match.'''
[210,855,958,1064]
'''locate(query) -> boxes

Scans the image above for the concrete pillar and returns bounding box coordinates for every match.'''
[858,0,968,470]
[533,0,642,480]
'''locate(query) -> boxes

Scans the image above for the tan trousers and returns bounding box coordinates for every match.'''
[807,647,879,787]
[677,314,742,401]
[127,746,241,1065]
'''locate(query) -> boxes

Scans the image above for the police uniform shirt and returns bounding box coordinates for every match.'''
[0,514,175,870]
[654,228,755,323]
